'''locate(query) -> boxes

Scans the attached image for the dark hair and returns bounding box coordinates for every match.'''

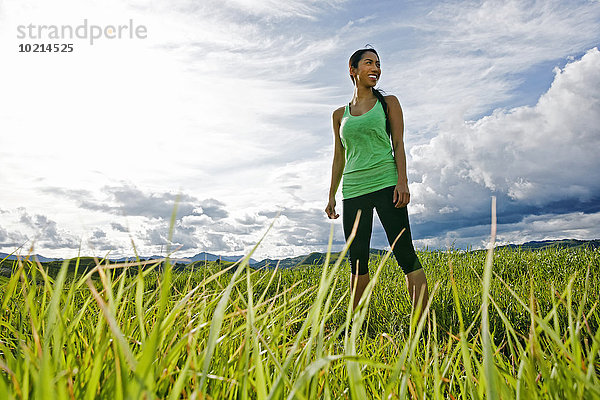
[349,47,390,135]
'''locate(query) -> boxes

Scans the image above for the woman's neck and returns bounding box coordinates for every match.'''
[351,85,375,104]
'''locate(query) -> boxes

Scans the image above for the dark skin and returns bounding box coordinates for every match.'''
[325,51,428,314]
[326,51,410,220]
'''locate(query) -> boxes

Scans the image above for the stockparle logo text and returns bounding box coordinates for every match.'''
[16,19,147,45]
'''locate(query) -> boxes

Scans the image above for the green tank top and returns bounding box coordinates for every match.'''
[340,99,398,199]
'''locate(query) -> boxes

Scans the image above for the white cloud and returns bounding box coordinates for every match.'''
[384,0,600,138]
[409,47,600,236]
[413,211,600,250]
[222,0,345,19]
[0,226,28,249]
[0,0,344,196]
[15,209,80,250]
[136,0,345,22]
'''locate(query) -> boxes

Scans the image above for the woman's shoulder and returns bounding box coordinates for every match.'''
[383,94,400,103]
[383,95,402,111]
[332,105,345,120]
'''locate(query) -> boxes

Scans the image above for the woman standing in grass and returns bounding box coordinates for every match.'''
[325,47,429,313]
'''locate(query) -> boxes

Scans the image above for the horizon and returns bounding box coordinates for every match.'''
[2,237,597,263]
[1,0,599,260]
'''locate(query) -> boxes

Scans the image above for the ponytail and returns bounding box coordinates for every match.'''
[372,88,391,136]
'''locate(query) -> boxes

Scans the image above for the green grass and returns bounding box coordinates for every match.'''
[0,239,599,398]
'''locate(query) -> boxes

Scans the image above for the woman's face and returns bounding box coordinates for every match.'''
[351,51,381,87]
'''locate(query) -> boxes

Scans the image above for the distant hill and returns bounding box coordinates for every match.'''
[0,253,61,263]
[1,239,597,271]
[497,239,600,250]
[0,252,257,265]
[252,240,600,269]
[185,252,258,265]
[102,252,258,264]
[253,248,387,269]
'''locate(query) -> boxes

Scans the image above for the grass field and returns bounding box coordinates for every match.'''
[0,234,599,398]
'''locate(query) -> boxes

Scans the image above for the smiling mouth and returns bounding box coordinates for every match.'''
[368,74,378,80]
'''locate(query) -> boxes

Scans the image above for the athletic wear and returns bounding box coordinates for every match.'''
[338,98,422,276]
[340,100,398,199]
[343,186,422,275]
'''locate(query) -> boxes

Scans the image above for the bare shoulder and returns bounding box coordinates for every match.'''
[384,95,401,109]
[332,106,345,119]
[332,106,345,124]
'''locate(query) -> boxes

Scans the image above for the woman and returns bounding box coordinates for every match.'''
[325,48,429,313]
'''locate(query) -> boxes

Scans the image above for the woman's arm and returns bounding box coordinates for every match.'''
[325,107,346,219]
[386,95,410,208]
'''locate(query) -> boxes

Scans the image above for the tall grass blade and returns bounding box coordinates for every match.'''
[481,196,499,399]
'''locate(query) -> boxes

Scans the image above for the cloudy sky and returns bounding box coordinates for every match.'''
[0,0,599,260]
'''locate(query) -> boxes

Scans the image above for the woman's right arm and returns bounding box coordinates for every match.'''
[326,107,345,219]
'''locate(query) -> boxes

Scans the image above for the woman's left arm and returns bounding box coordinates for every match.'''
[386,95,410,208]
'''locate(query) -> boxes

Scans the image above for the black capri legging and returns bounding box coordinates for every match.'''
[343,186,422,276]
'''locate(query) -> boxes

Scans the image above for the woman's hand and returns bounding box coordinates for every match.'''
[393,182,410,208]
[325,197,339,219]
